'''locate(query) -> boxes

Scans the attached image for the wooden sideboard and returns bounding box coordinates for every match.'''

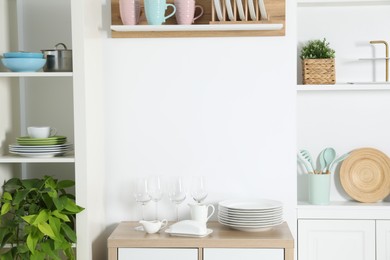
[107,221,294,260]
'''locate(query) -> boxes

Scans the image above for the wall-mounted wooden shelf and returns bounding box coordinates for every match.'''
[111,0,285,37]
[0,72,73,77]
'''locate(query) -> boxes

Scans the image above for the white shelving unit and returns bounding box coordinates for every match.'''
[0,72,73,77]
[0,154,75,163]
[297,83,390,91]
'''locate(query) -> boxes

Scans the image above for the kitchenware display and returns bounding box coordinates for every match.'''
[189,203,215,223]
[308,173,331,205]
[247,0,257,20]
[340,147,390,203]
[258,0,268,20]
[236,0,246,20]
[119,0,141,25]
[133,177,151,220]
[10,133,72,158]
[139,219,168,234]
[212,0,223,21]
[3,52,44,59]
[328,152,350,173]
[225,0,234,21]
[1,58,46,72]
[147,175,164,220]
[323,147,336,173]
[297,149,315,173]
[168,177,187,221]
[165,220,212,237]
[190,176,208,203]
[144,0,176,25]
[41,43,72,72]
[174,0,204,25]
[17,136,67,146]
[27,126,57,139]
[218,199,283,232]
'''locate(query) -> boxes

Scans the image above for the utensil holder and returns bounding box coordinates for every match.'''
[308,173,331,205]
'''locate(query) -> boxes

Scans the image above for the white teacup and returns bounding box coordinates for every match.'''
[189,203,215,223]
[139,219,168,234]
[27,126,57,139]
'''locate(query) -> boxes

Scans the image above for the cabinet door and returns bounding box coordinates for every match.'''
[203,248,284,260]
[298,220,375,260]
[118,248,198,260]
[377,220,390,260]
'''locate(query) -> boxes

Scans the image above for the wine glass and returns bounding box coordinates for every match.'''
[133,177,151,220]
[147,175,163,220]
[168,177,187,222]
[191,176,208,203]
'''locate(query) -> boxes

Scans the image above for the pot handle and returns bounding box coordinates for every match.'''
[55,43,68,50]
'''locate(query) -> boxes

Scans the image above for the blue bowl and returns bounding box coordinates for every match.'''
[3,52,44,59]
[1,58,46,72]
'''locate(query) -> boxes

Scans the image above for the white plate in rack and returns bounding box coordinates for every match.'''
[225,0,235,20]
[258,0,268,20]
[213,0,223,21]
[247,0,257,20]
[236,0,246,20]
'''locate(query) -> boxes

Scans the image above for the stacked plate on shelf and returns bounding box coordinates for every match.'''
[218,199,284,232]
[9,136,73,158]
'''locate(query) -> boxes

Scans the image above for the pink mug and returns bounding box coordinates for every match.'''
[174,0,204,25]
[119,0,141,25]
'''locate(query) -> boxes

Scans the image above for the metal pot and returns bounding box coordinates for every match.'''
[41,43,72,72]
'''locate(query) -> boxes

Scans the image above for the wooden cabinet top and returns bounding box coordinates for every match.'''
[107,221,294,249]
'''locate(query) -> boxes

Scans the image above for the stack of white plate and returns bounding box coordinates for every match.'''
[218,199,283,232]
[9,143,74,158]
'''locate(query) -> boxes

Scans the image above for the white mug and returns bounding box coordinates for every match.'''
[139,219,168,234]
[27,126,57,139]
[189,203,215,223]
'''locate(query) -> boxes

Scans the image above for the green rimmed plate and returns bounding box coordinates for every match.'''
[17,136,67,146]
[17,136,67,141]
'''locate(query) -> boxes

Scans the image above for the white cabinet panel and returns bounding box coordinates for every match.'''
[203,248,284,260]
[298,220,376,260]
[377,220,390,260]
[118,248,198,260]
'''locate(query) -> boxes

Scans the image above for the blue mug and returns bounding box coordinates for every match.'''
[144,0,176,25]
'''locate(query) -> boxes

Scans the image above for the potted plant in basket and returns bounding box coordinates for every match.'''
[300,38,336,85]
[0,176,84,260]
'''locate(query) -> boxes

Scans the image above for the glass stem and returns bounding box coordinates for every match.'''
[175,204,179,222]
[141,204,145,220]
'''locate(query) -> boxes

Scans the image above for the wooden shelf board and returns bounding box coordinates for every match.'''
[0,72,73,77]
[297,0,390,6]
[297,83,390,91]
[0,154,75,163]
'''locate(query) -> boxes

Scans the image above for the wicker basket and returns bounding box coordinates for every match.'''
[302,58,335,85]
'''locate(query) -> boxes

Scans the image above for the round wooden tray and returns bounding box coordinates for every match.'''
[340,147,390,203]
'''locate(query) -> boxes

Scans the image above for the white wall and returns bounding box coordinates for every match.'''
[297,3,390,202]
[103,0,297,238]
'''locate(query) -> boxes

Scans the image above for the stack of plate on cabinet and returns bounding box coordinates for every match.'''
[218,199,283,232]
[9,136,73,158]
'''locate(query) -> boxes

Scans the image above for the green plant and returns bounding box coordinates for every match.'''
[0,176,84,260]
[300,38,336,59]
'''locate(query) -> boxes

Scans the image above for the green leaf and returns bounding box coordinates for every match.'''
[41,241,61,260]
[30,251,46,260]
[26,233,38,254]
[22,214,37,225]
[37,222,57,240]
[20,179,39,190]
[57,180,75,189]
[2,178,22,193]
[49,215,61,238]
[52,210,70,222]
[13,190,29,205]
[61,223,77,243]
[53,197,64,211]
[63,198,84,214]
[1,192,12,201]
[32,210,49,225]
[0,203,10,216]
